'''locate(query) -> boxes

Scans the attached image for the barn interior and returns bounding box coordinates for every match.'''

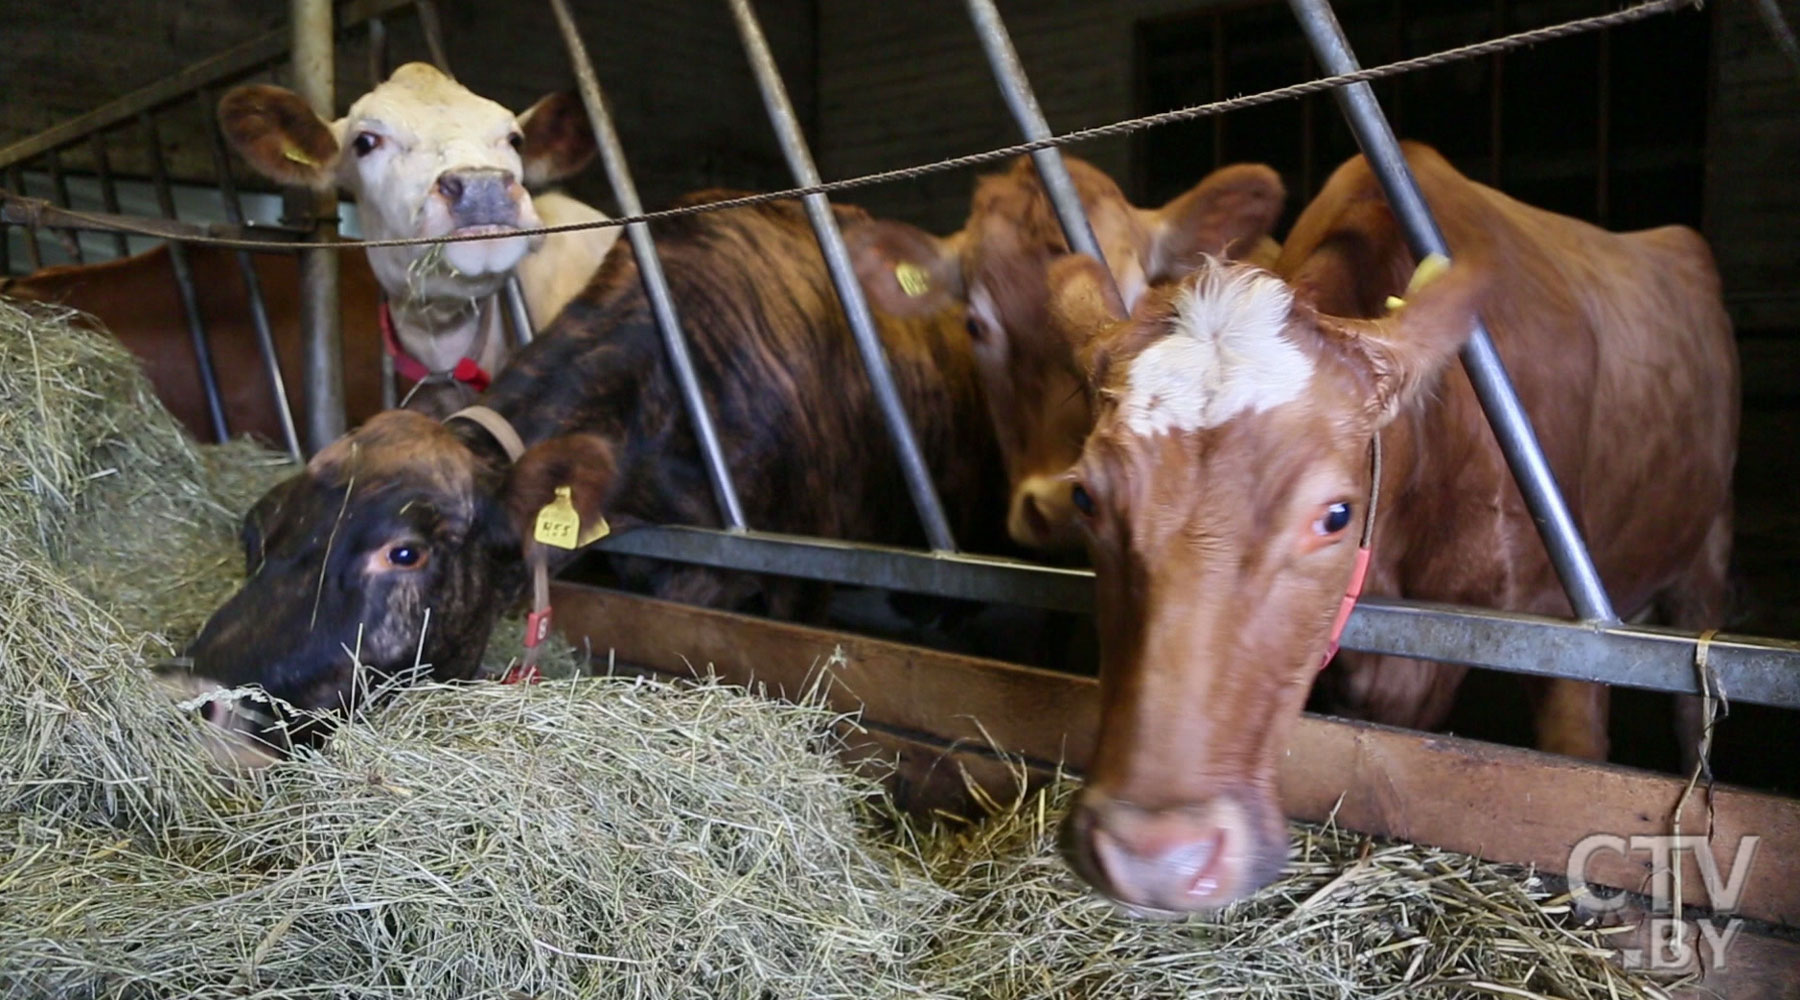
[3,1,1799,992]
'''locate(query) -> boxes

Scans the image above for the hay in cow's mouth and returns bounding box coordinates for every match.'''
[0,297,1680,999]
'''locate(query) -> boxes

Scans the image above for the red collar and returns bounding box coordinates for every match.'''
[380,300,493,393]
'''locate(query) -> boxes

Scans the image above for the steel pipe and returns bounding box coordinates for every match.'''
[727,0,958,552]
[7,167,43,271]
[590,524,1800,711]
[293,0,345,453]
[44,149,83,264]
[88,133,131,258]
[547,0,747,532]
[414,0,452,75]
[502,278,535,348]
[1287,0,1619,624]
[143,113,232,444]
[201,90,302,460]
[964,0,1112,278]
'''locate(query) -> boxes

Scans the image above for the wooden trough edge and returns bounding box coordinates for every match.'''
[550,581,1800,932]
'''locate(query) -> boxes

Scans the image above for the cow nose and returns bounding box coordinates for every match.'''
[436,167,520,228]
[1064,792,1260,913]
[1008,475,1078,550]
[150,661,287,768]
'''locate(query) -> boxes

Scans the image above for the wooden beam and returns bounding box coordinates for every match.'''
[552,582,1800,928]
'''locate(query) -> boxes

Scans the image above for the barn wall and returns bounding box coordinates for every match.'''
[0,0,817,222]
[815,0,1800,333]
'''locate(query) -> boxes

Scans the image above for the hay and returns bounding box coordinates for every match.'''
[0,297,1679,999]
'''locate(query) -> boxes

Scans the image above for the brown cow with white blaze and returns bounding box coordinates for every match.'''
[852,155,1286,552]
[1043,142,1736,914]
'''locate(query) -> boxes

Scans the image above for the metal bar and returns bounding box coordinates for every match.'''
[0,195,307,243]
[728,0,958,552]
[548,0,747,532]
[88,133,131,258]
[294,0,345,453]
[143,113,232,443]
[502,278,535,347]
[588,524,1800,711]
[7,168,44,271]
[0,0,417,171]
[965,0,1113,276]
[368,14,389,86]
[414,0,453,75]
[1287,0,1619,625]
[201,90,302,461]
[1750,0,1800,89]
[44,149,84,264]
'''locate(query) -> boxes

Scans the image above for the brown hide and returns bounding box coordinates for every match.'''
[3,244,387,448]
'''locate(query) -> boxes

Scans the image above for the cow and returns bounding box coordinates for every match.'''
[2,243,388,445]
[1034,141,1736,914]
[850,155,1287,552]
[217,62,620,417]
[161,192,1007,755]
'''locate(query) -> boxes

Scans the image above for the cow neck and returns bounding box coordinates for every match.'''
[445,404,551,686]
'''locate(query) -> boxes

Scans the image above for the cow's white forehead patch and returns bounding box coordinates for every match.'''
[347,64,516,144]
[1121,265,1310,436]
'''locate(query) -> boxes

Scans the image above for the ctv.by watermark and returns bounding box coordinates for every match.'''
[1566,834,1762,971]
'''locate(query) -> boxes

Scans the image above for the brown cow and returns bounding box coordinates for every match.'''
[1039,142,1736,913]
[1,244,387,446]
[850,155,1286,552]
[162,192,1007,751]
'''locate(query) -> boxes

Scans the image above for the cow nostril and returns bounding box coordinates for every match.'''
[437,173,465,204]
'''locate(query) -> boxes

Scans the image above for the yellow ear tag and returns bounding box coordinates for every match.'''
[1384,253,1451,314]
[281,143,319,168]
[894,262,931,298]
[533,486,582,550]
[575,511,611,547]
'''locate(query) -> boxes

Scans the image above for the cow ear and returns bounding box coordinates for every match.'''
[240,474,302,574]
[1046,253,1129,378]
[518,90,596,187]
[843,219,966,318]
[1139,163,1285,283]
[1324,255,1489,427]
[218,84,342,189]
[503,434,616,551]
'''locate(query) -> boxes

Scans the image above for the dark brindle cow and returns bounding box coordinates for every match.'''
[851,155,1287,552]
[164,192,1006,753]
[1039,142,1736,913]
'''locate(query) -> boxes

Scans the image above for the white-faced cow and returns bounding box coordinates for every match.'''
[162,192,1008,755]
[851,155,1287,551]
[218,63,619,416]
[1039,141,1736,914]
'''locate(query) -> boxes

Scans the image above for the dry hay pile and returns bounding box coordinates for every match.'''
[0,298,1675,999]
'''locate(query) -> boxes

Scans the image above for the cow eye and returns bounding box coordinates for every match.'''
[1315,501,1353,536]
[1071,483,1096,517]
[383,544,427,570]
[507,131,524,151]
[352,132,382,157]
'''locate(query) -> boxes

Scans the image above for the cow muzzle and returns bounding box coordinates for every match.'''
[1061,788,1284,915]
[152,660,292,770]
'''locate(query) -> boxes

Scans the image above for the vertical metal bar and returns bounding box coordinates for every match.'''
[1286,0,1618,625]
[44,149,84,264]
[7,167,44,271]
[293,0,345,452]
[548,0,748,532]
[964,0,1114,280]
[201,90,302,460]
[414,0,452,76]
[1595,28,1611,226]
[412,0,535,348]
[88,133,131,258]
[368,14,389,86]
[1750,0,1800,87]
[143,112,232,444]
[727,0,957,551]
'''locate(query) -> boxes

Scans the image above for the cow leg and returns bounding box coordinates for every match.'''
[1527,678,1610,760]
[1658,511,1735,775]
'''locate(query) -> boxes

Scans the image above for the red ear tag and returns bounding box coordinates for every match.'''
[1320,545,1373,670]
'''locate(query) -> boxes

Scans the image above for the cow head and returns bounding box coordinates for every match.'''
[850,157,1284,552]
[1042,253,1486,913]
[161,411,614,759]
[219,63,596,306]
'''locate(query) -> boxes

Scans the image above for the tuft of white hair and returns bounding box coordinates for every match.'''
[1121,263,1311,437]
